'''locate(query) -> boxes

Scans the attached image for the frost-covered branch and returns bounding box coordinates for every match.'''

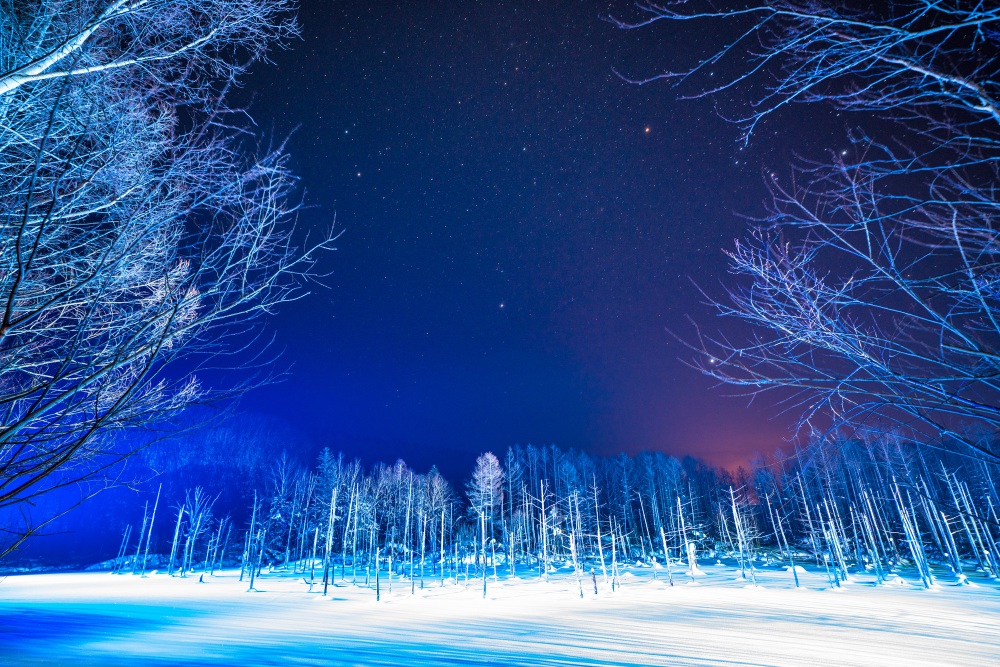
[613,1,1000,460]
[0,0,333,557]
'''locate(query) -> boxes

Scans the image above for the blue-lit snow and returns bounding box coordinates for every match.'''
[2,561,999,666]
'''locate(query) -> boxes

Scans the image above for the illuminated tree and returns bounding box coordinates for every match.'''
[613,1,1000,461]
[467,451,503,596]
[0,0,333,557]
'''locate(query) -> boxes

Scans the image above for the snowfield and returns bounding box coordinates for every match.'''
[2,562,999,666]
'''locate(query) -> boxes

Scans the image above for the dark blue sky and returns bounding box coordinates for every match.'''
[235,0,840,473]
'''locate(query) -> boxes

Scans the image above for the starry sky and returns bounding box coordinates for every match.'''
[235,0,840,475]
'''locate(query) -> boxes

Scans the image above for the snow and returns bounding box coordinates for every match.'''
[2,562,999,666]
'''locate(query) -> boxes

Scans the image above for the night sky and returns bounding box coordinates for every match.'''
[235,0,841,475]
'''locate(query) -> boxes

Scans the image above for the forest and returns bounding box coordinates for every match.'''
[4,0,1000,662]
[101,433,1000,598]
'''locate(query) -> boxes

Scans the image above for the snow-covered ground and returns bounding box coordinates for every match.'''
[2,561,998,666]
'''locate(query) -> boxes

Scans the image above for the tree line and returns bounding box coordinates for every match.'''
[111,435,1000,597]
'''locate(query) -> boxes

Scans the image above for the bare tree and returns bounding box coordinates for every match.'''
[0,0,335,556]
[179,486,216,575]
[612,1,1000,461]
[467,451,503,597]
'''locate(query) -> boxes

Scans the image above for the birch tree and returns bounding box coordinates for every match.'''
[467,452,503,597]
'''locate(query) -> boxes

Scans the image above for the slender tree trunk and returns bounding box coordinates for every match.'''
[609,522,618,592]
[440,506,446,586]
[168,506,185,577]
[310,526,319,582]
[659,527,674,587]
[131,501,149,575]
[678,496,697,579]
[322,486,338,595]
[114,525,132,575]
[342,484,355,582]
[539,480,549,581]
[481,512,488,598]
[594,478,608,583]
[140,485,162,577]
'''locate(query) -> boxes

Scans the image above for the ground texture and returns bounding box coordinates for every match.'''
[1,562,998,666]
